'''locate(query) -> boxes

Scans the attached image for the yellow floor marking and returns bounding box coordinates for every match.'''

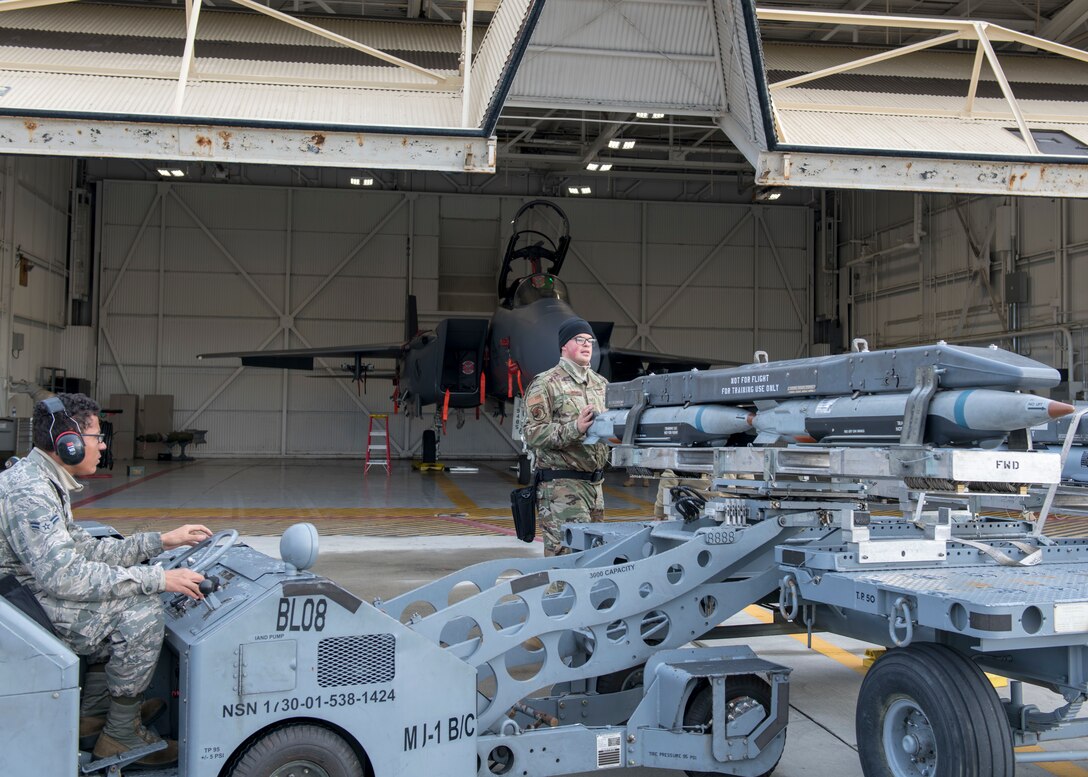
[603,484,656,508]
[1017,745,1088,776]
[434,471,480,512]
[742,605,867,675]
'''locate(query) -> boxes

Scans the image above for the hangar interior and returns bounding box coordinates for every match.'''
[2,0,1087,460]
[4,2,1088,777]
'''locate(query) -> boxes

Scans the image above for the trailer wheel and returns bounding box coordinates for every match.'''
[682,675,781,777]
[229,724,364,777]
[856,644,1013,777]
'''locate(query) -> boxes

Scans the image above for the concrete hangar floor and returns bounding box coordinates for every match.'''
[74,457,1088,777]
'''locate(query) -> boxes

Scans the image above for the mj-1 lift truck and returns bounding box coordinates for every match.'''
[3,342,1088,777]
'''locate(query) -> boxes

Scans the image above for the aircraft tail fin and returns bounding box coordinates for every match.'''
[405,295,419,341]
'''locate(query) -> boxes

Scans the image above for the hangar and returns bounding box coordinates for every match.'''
[2,1,1088,775]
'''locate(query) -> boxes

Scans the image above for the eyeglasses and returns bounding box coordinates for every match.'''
[573,336,596,346]
[82,433,107,443]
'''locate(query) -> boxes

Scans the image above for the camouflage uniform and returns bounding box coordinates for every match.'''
[522,358,609,554]
[0,448,167,697]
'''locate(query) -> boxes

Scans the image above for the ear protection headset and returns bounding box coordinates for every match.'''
[41,396,85,465]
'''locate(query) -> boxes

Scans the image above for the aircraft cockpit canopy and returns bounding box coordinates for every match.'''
[514,273,569,307]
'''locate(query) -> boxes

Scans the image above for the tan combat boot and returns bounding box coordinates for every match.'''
[92,696,178,767]
[78,668,164,739]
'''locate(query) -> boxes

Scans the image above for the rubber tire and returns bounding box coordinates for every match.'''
[856,643,1013,777]
[422,429,438,464]
[517,454,531,485]
[229,724,364,777]
[596,664,645,694]
[682,675,781,777]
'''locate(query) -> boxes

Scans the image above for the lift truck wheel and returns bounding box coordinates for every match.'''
[856,643,1013,777]
[681,675,780,777]
[595,664,644,694]
[229,724,364,777]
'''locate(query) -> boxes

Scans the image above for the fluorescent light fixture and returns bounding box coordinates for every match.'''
[586,163,600,171]
[580,186,592,194]
[170,170,185,177]
[636,112,649,119]
[636,112,665,119]
[350,177,362,185]
[652,113,665,119]
[363,178,374,186]
[586,163,612,172]
[598,164,612,172]
[156,169,172,177]
[567,186,580,195]
[754,187,783,202]
[608,139,637,150]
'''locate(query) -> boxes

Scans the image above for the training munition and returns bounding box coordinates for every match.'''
[585,405,753,446]
[752,390,1074,446]
[606,342,1061,409]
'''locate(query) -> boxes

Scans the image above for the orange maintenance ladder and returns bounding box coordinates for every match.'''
[365,414,391,475]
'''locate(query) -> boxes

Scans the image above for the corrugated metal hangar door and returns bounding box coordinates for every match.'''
[96,180,810,457]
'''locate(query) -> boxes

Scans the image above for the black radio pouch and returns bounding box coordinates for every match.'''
[0,574,58,635]
[510,479,537,543]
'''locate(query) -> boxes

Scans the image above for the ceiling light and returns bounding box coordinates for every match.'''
[567,186,580,195]
[580,186,592,194]
[598,163,612,172]
[363,178,374,186]
[156,168,172,177]
[608,139,637,150]
[636,112,650,119]
[586,163,600,171]
[170,170,185,177]
[350,176,362,186]
[651,113,665,119]
[754,187,783,202]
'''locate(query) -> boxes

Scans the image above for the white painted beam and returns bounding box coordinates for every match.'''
[755,151,1088,198]
[173,0,203,114]
[0,116,497,172]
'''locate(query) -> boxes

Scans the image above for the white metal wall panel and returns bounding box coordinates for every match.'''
[532,0,716,55]
[765,42,1088,85]
[0,5,465,49]
[838,191,1088,397]
[511,0,723,111]
[0,156,81,418]
[99,181,810,456]
[470,0,530,126]
[714,0,769,159]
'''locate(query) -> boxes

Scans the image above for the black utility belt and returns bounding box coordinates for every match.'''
[536,468,605,484]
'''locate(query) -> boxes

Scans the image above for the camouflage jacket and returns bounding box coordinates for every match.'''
[522,358,609,473]
[0,448,165,601]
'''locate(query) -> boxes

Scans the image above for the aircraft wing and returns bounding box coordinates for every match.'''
[198,343,405,370]
[605,346,733,383]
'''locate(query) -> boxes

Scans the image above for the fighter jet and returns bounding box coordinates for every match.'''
[197,200,712,455]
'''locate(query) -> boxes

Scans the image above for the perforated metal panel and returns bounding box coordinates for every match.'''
[317,634,395,688]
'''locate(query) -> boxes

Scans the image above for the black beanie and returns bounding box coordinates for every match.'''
[558,317,593,349]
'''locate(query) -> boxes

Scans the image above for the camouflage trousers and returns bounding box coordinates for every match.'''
[537,479,604,556]
[41,592,165,697]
